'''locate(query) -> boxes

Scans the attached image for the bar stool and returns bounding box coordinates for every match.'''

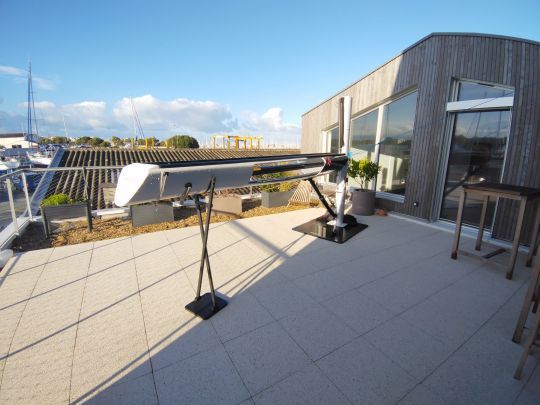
[513,260,540,379]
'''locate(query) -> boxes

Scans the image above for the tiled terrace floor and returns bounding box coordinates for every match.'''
[0,208,539,404]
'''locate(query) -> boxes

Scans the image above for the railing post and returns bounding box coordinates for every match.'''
[22,172,33,220]
[6,178,19,235]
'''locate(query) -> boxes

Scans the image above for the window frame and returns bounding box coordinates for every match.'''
[351,89,418,203]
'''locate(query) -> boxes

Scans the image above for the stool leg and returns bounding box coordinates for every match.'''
[514,307,540,380]
[513,261,540,343]
[452,189,467,260]
[476,195,489,251]
[526,203,540,267]
[507,198,527,280]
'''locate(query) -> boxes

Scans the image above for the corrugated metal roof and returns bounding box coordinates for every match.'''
[45,147,299,209]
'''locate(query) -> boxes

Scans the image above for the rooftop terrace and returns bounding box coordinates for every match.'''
[0,208,538,404]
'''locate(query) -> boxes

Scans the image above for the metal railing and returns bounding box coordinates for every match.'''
[0,165,125,250]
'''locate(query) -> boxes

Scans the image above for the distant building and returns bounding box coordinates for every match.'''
[302,32,540,243]
[0,133,38,149]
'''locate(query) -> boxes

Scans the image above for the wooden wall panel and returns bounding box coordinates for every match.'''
[302,34,540,243]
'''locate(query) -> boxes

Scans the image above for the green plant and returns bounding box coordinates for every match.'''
[347,158,381,190]
[41,193,73,206]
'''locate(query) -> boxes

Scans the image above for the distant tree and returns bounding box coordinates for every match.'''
[88,137,104,147]
[100,141,111,148]
[76,136,92,145]
[167,135,199,149]
[110,136,123,147]
[50,136,70,144]
[39,137,52,145]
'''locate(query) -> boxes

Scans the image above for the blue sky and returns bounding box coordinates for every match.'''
[0,0,539,145]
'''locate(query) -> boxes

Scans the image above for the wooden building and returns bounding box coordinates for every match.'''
[301,33,540,243]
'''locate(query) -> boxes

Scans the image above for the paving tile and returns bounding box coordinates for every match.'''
[218,254,289,297]
[253,363,349,405]
[421,287,535,404]
[32,247,91,295]
[273,253,321,280]
[211,291,274,342]
[294,267,354,302]
[154,344,250,404]
[0,329,75,404]
[225,322,311,395]
[254,280,318,319]
[365,317,454,380]
[398,383,450,404]
[131,231,170,255]
[323,289,397,335]
[0,302,26,359]
[514,362,540,405]
[401,291,483,350]
[89,237,134,274]
[80,372,158,404]
[331,254,403,289]
[0,265,44,310]
[70,296,152,400]
[134,244,183,290]
[0,248,53,276]
[279,303,357,360]
[141,271,223,372]
[317,337,418,404]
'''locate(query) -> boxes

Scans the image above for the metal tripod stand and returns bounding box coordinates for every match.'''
[185,177,227,319]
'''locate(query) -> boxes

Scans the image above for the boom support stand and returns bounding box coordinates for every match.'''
[292,178,367,244]
[185,177,228,319]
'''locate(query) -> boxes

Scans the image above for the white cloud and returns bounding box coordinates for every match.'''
[1,95,300,147]
[0,65,57,91]
[18,101,56,109]
[113,95,236,134]
[240,107,300,137]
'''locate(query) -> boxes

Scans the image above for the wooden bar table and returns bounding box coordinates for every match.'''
[451,182,540,280]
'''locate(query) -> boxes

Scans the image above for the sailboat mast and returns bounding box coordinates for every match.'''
[27,62,39,144]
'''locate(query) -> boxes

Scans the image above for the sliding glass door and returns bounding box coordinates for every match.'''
[440,110,511,228]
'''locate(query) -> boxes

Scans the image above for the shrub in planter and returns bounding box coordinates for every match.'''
[41,193,92,237]
[347,158,381,216]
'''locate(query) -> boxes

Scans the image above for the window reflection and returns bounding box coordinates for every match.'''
[376,91,418,195]
[458,82,514,101]
[350,110,378,188]
[440,110,511,228]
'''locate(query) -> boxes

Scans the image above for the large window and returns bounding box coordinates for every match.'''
[377,92,417,195]
[347,91,418,198]
[350,109,378,188]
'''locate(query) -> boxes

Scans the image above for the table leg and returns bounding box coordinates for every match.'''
[512,260,540,343]
[475,195,489,251]
[526,202,540,267]
[507,197,527,280]
[451,189,467,260]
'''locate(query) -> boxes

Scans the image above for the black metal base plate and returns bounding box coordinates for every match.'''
[293,214,367,244]
[185,293,228,320]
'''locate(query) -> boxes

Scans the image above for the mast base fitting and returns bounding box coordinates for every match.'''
[185,293,228,320]
[293,214,367,244]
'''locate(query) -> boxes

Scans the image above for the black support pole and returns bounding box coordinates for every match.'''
[185,177,227,320]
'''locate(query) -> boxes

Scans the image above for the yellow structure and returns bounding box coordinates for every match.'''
[211,134,263,149]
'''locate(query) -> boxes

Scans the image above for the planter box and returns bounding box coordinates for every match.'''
[351,189,375,216]
[42,202,92,238]
[213,196,243,215]
[261,190,294,208]
[131,203,174,228]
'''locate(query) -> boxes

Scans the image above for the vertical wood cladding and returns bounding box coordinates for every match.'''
[302,34,540,242]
